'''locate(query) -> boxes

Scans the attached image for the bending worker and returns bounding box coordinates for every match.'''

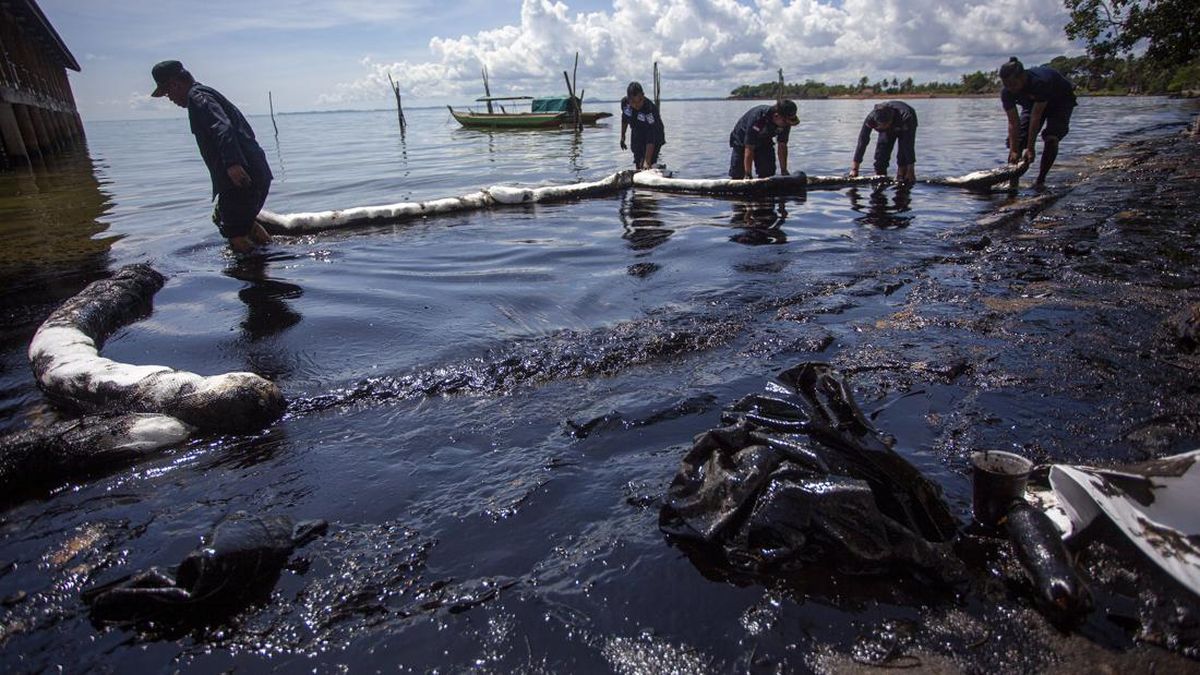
[150,60,274,254]
[999,56,1077,186]
[619,81,666,170]
[850,100,918,183]
[728,100,799,179]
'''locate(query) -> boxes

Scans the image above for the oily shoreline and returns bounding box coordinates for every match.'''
[796,126,1200,670]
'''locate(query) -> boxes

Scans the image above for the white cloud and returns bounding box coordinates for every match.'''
[313,0,1079,106]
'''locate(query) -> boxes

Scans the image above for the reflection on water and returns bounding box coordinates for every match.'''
[222,252,304,379]
[848,184,913,229]
[0,148,114,428]
[568,127,583,174]
[727,198,791,245]
[619,190,671,254]
[0,149,113,290]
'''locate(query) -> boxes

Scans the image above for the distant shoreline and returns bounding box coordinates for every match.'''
[723,92,1171,101]
[725,93,995,101]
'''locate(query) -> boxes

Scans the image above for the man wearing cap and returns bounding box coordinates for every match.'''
[728,100,799,180]
[850,100,918,183]
[150,60,274,253]
[998,56,1077,186]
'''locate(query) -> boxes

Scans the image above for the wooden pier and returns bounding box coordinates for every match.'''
[0,0,83,169]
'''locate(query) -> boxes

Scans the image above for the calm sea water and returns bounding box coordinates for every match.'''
[0,97,1196,671]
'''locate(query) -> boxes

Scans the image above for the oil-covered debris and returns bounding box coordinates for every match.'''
[0,413,192,502]
[1170,303,1200,354]
[82,511,327,626]
[566,394,718,439]
[290,313,742,415]
[659,362,961,579]
[1049,449,1200,597]
[1005,502,1092,622]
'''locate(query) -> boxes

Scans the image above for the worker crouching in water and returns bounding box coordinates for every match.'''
[850,100,918,184]
[728,100,799,179]
[999,56,1077,186]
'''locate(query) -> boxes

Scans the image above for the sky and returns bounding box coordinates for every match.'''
[38,0,1081,121]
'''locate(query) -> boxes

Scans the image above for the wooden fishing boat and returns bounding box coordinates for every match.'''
[448,95,611,130]
[448,108,566,129]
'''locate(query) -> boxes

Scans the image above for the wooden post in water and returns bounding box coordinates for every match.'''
[387,73,407,132]
[268,91,280,139]
[481,66,493,114]
[562,51,582,129]
[572,52,581,129]
[775,68,785,106]
[562,70,578,128]
[653,61,661,111]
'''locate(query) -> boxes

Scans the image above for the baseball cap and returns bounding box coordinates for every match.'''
[777,99,799,124]
[151,60,186,97]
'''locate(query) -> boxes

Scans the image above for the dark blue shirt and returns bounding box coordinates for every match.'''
[621,97,666,149]
[728,105,790,148]
[853,101,918,164]
[187,83,273,198]
[1001,66,1077,111]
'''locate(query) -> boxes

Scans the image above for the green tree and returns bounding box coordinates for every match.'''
[1065,0,1200,66]
[960,70,997,94]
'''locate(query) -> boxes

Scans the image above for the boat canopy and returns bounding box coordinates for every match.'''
[532,97,574,113]
[474,96,534,102]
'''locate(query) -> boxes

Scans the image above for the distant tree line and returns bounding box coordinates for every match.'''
[729,52,1200,100]
[729,1,1200,99]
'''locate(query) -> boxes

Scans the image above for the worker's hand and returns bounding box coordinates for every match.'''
[780,169,789,176]
[1023,147,1035,164]
[620,138,627,150]
[227,164,252,188]
[849,161,860,178]
[1008,150,1020,165]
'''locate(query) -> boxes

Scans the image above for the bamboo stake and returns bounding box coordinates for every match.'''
[387,73,406,132]
[653,61,661,111]
[482,66,493,114]
[776,68,785,105]
[268,90,279,139]
[571,51,581,129]
[563,69,577,127]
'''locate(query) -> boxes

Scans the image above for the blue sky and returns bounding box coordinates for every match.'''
[40,0,1079,121]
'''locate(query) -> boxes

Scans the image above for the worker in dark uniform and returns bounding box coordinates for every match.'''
[999,56,1078,186]
[619,81,666,170]
[850,100,918,183]
[151,60,274,254]
[728,100,799,179]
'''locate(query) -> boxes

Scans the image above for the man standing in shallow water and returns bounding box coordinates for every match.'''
[620,81,666,170]
[151,60,274,254]
[999,56,1077,186]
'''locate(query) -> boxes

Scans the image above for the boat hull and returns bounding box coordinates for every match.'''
[449,108,612,129]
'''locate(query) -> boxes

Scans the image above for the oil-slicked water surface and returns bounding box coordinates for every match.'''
[0,97,1198,672]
